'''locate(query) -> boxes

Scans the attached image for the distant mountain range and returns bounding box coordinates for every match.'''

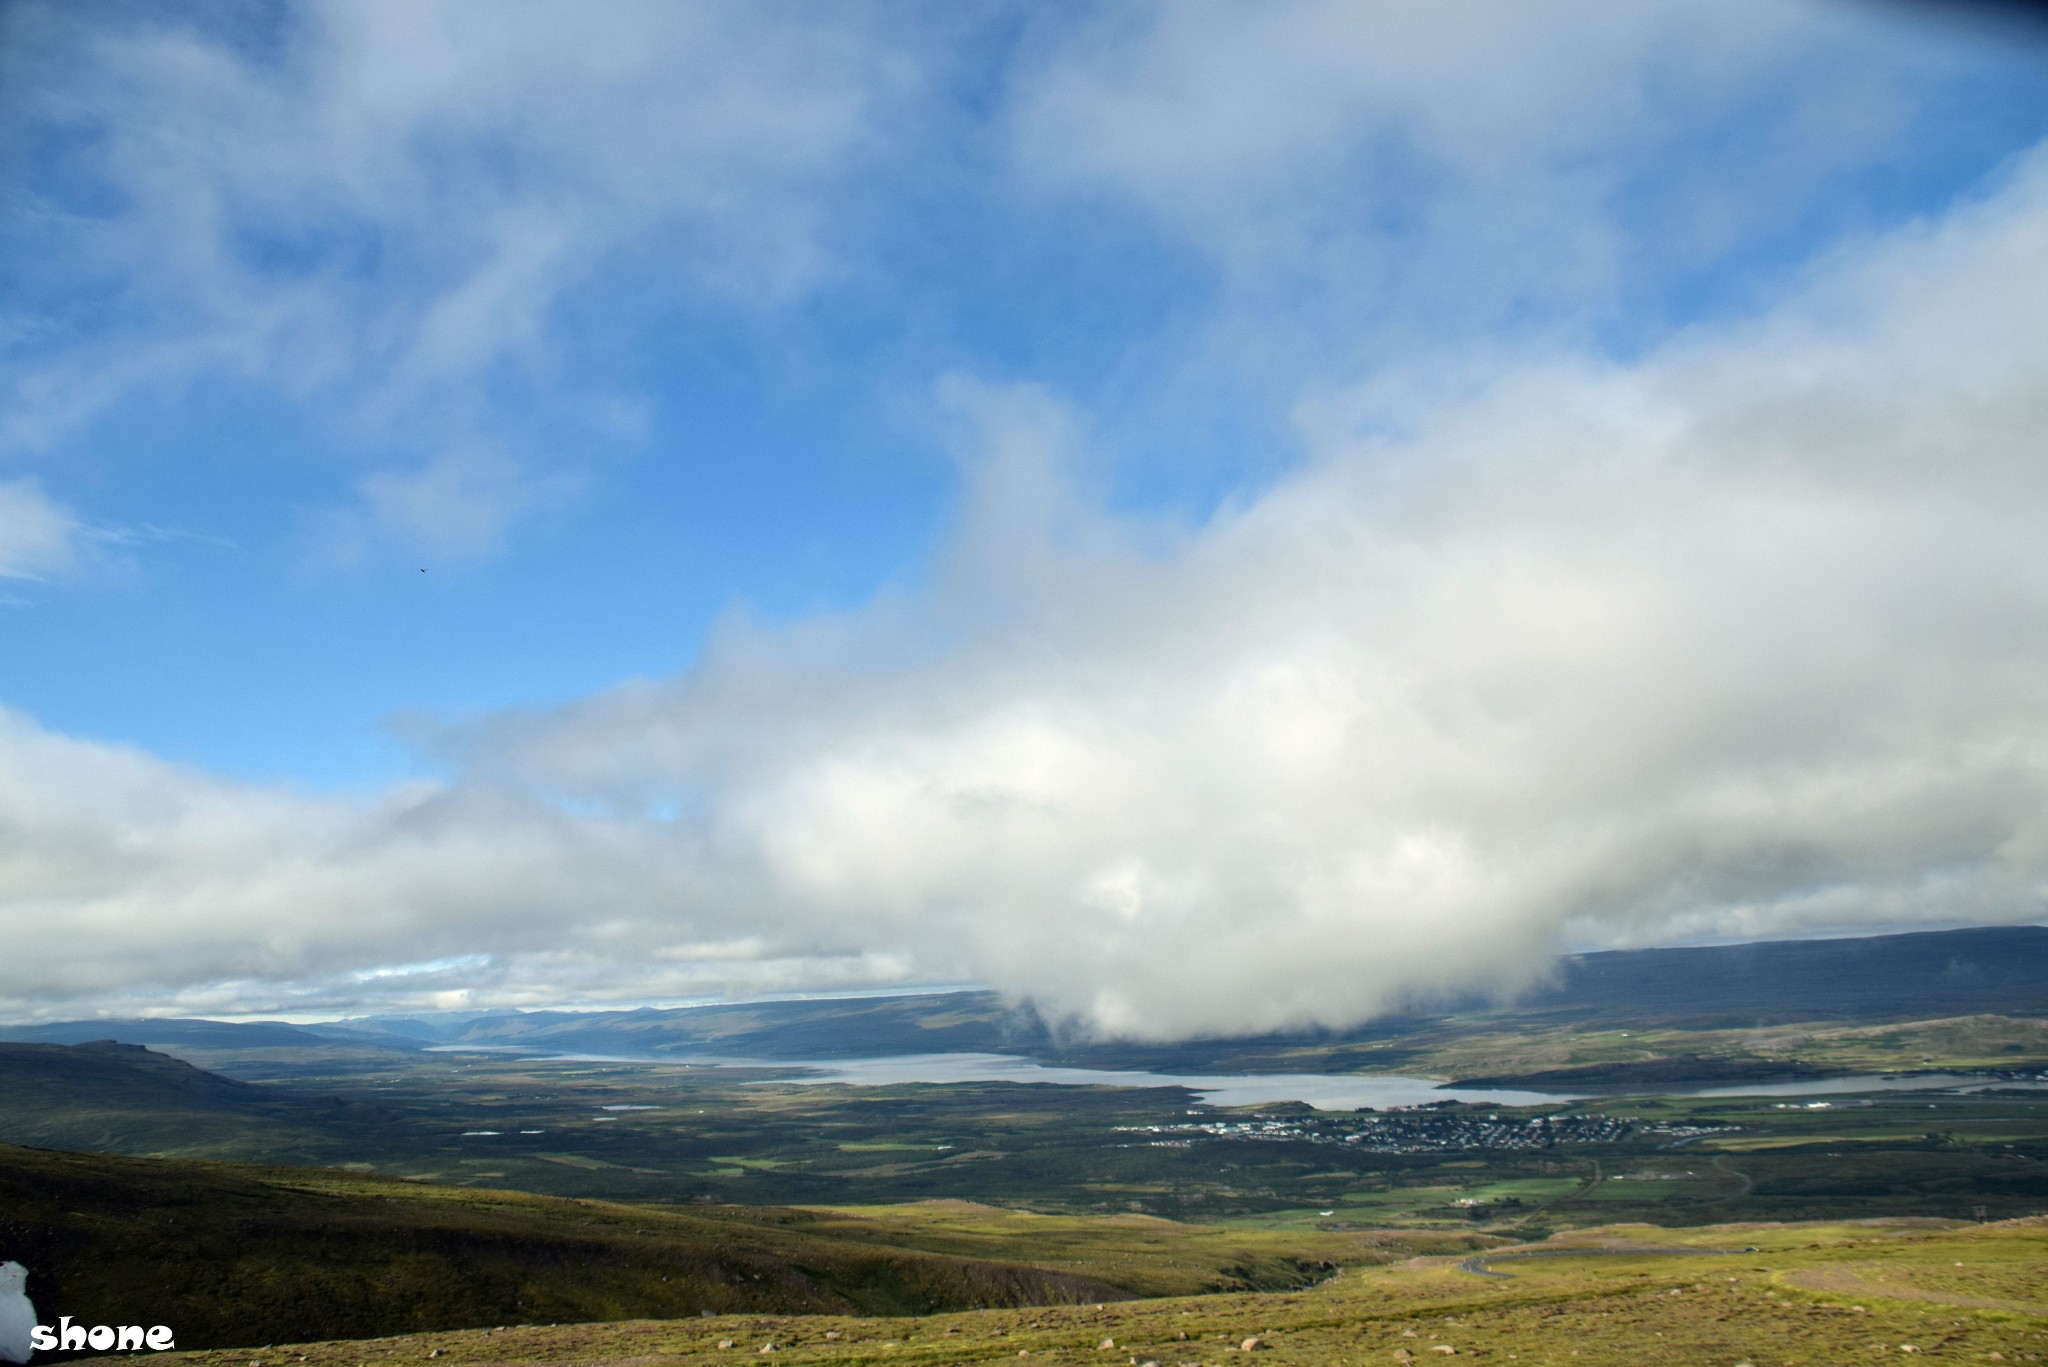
[1520,924,2048,1024]
[5,925,2043,1066]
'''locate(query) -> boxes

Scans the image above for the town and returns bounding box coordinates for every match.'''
[1116,1108,1635,1154]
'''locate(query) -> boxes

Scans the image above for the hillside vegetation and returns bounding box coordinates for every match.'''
[0,1041,375,1162]
[117,1215,2048,1366]
[0,1144,1134,1352]
[0,1145,1425,1356]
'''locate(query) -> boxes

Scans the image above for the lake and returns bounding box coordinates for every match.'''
[431,1044,2041,1109]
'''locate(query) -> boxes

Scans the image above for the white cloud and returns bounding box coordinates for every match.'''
[315,446,585,569]
[0,480,94,583]
[1,0,905,558]
[1014,0,1733,201]
[432,146,2048,1037]
[1003,0,1993,391]
[3,0,2018,570]
[6,148,2048,1032]
[0,705,749,1014]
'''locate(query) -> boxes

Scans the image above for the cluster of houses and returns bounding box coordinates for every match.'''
[1114,1109,1633,1154]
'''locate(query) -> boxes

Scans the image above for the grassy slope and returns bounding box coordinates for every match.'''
[128,1217,2048,1367]
[1070,1011,2048,1083]
[0,1041,378,1163]
[0,1146,1473,1353]
[1420,1013,2048,1084]
[723,1203,1488,1298]
[0,1144,1147,1353]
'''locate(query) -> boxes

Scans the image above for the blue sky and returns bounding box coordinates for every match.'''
[5,0,2048,1030]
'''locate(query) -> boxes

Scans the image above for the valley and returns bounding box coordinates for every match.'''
[4,928,2046,1365]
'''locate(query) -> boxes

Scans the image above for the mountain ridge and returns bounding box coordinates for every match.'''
[5,925,2042,1067]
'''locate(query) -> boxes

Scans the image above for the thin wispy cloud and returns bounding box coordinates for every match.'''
[3,0,906,562]
[0,480,91,583]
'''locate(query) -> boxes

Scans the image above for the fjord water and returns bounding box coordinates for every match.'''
[429,1044,1555,1106]
[769,1053,2046,1106]
[773,1052,1565,1108]
[431,1044,2038,1108]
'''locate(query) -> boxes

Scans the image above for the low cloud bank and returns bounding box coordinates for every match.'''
[8,151,2048,1035]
